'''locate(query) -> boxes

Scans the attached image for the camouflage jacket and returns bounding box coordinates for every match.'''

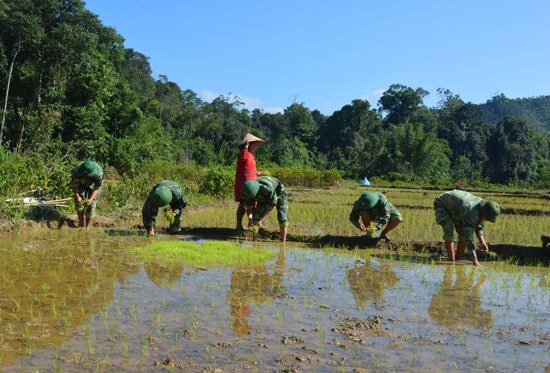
[245,176,285,211]
[434,189,485,249]
[349,192,399,230]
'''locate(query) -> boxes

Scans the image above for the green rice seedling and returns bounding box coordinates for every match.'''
[129,304,137,321]
[141,344,149,357]
[163,208,175,224]
[123,339,130,358]
[128,239,275,268]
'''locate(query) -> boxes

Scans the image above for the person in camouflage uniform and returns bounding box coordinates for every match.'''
[142,180,187,237]
[242,176,289,243]
[434,189,501,267]
[71,160,104,228]
[349,191,402,241]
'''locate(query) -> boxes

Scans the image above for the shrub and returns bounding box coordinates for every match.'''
[198,165,234,197]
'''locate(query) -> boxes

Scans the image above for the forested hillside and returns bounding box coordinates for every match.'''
[1,0,549,189]
[480,94,550,132]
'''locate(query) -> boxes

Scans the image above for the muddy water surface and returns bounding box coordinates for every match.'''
[1,229,549,372]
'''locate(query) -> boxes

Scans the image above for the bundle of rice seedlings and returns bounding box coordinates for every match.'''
[164,208,175,224]
[365,227,376,237]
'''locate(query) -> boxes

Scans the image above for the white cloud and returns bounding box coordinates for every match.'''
[360,89,385,105]
[201,90,219,102]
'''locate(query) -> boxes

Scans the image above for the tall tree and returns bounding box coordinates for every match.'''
[317,99,383,177]
[485,116,534,183]
[379,122,451,181]
[378,84,429,125]
[284,102,317,148]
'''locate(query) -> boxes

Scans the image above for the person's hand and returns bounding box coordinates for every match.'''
[479,242,489,253]
[359,224,366,231]
[75,194,83,204]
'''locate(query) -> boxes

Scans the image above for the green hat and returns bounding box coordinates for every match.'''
[242,180,260,201]
[480,200,500,222]
[82,160,98,176]
[151,188,172,207]
[358,192,378,209]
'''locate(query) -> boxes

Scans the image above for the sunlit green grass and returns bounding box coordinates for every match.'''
[128,239,275,267]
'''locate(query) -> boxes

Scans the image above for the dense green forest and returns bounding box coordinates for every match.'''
[1,0,549,191]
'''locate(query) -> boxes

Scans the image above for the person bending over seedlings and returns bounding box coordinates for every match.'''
[349,191,402,241]
[242,176,288,243]
[142,180,187,237]
[71,160,104,228]
[433,189,500,267]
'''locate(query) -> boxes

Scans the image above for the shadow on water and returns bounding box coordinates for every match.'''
[0,229,548,372]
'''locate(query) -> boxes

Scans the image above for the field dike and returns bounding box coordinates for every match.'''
[2,215,549,266]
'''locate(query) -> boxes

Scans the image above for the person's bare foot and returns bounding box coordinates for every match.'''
[235,225,246,232]
[380,233,390,242]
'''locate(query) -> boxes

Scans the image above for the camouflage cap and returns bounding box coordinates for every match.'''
[358,192,378,209]
[81,160,98,176]
[480,200,500,222]
[151,188,172,207]
[242,180,260,201]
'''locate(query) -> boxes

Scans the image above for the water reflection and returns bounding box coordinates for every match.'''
[144,262,185,288]
[429,265,493,329]
[347,259,400,309]
[0,231,140,366]
[229,247,286,336]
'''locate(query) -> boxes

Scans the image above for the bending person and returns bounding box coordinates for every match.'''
[142,180,187,237]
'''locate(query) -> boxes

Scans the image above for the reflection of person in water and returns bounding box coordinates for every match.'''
[229,247,286,336]
[144,262,184,288]
[347,261,399,309]
[429,265,493,329]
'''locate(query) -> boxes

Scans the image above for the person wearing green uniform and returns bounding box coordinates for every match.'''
[434,189,501,267]
[349,191,402,241]
[242,176,289,243]
[71,160,104,228]
[142,180,187,237]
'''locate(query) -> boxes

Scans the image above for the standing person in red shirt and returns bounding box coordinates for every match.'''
[234,133,264,231]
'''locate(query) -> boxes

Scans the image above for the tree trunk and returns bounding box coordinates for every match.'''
[0,43,21,146]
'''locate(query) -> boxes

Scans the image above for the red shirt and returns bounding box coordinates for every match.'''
[234,146,257,201]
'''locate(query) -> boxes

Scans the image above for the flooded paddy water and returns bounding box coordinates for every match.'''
[0,229,549,372]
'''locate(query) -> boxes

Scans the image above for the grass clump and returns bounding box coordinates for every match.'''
[129,240,275,267]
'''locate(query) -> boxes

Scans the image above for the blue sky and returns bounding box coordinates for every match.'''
[84,0,549,115]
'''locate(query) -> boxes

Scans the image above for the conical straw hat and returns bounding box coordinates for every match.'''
[240,133,264,145]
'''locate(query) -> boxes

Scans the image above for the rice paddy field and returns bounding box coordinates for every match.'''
[0,185,548,372]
